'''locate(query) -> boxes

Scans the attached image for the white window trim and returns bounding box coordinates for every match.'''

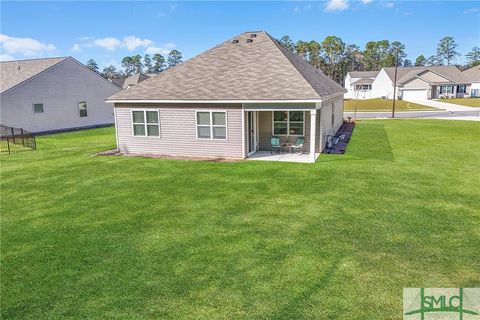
[440,85,453,94]
[78,100,88,118]
[195,110,228,140]
[32,103,44,114]
[131,109,160,138]
[272,111,305,136]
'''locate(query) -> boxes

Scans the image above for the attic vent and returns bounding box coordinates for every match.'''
[17,66,21,70]
[232,39,239,44]
[250,34,257,38]
[246,39,253,43]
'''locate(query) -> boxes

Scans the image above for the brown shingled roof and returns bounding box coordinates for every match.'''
[348,71,379,79]
[108,31,345,101]
[462,65,480,82]
[383,65,466,84]
[0,57,68,93]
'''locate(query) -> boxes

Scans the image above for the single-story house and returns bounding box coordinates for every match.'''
[107,31,346,163]
[344,66,471,101]
[0,57,121,133]
[344,71,379,99]
[111,73,151,89]
[462,65,480,97]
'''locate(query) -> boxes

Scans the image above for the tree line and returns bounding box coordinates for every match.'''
[85,36,480,84]
[86,49,183,79]
[279,35,479,84]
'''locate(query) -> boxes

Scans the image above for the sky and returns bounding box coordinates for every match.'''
[1,0,479,69]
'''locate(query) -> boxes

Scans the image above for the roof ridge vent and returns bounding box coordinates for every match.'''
[246,39,253,43]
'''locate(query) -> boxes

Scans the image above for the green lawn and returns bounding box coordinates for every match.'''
[345,98,436,112]
[1,121,479,319]
[436,98,480,107]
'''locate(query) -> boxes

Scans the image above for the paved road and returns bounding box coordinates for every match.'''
[345,110,480,119]
[346,99,480,121]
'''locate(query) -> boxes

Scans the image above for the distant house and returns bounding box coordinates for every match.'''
[111,73,152,89]
[345,66,471,101]
[344,71,379,99]
[0,57,121,133]
[462,65,480,97]
[107,31,346,163]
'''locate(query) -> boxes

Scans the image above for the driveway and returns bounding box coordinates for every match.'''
[404,99,478,112]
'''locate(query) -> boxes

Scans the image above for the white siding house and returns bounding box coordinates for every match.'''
[345,65,472,101]
[0,57,121,133]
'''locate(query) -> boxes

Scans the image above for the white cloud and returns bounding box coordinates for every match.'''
[0,34,56,57]
[361,0,372,4]
[75,36,155,52]
[325,0,349,12]
[122,36,153,51]
[0,54,15,61]
[384,2,394,8]
[71,43,81,52]
[93,37,122,51]
[145,45,173,55]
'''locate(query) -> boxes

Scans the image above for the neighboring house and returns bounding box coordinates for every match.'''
[107,31,346,163]
[111,73,151,89]
[344,71,379,99]
[462,65,480,97]
[0,57,121,133]
[345,66,471,101]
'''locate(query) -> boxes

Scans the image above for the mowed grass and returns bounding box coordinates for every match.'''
[1,121,479,319]
[345,98,436,112]
[436,98,480,107]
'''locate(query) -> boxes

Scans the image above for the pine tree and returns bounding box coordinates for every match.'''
[466,47,480,67]
[414,55,426,66]
[144,54,153,73]
[152,54,166,73]
[86,59,99,73]
[167,50,183,68]
[436,36,459,65]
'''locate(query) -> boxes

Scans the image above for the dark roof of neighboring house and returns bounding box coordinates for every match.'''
[383,66,466,84]
[347,71,379,79]
[0,57,68,93]
[110,73,152,89]
[108,31,345,101]
[110,78,126,88]
[462,65,480,82]
[352,78,374,85]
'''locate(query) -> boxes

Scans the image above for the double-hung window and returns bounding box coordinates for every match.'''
[457,85,466,94]
[273,111,304,136]
[132,110,159,137]
[196,111,227,139]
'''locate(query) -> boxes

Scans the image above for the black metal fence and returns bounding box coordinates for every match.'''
[0,124,36,155]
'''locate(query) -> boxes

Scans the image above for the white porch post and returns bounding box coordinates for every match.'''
[309,110,317,163]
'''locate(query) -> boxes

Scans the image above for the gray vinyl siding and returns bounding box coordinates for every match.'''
[0,58,120,133]
[257,111,311,152]
[115,105,243,158]
[319,96,344,151]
